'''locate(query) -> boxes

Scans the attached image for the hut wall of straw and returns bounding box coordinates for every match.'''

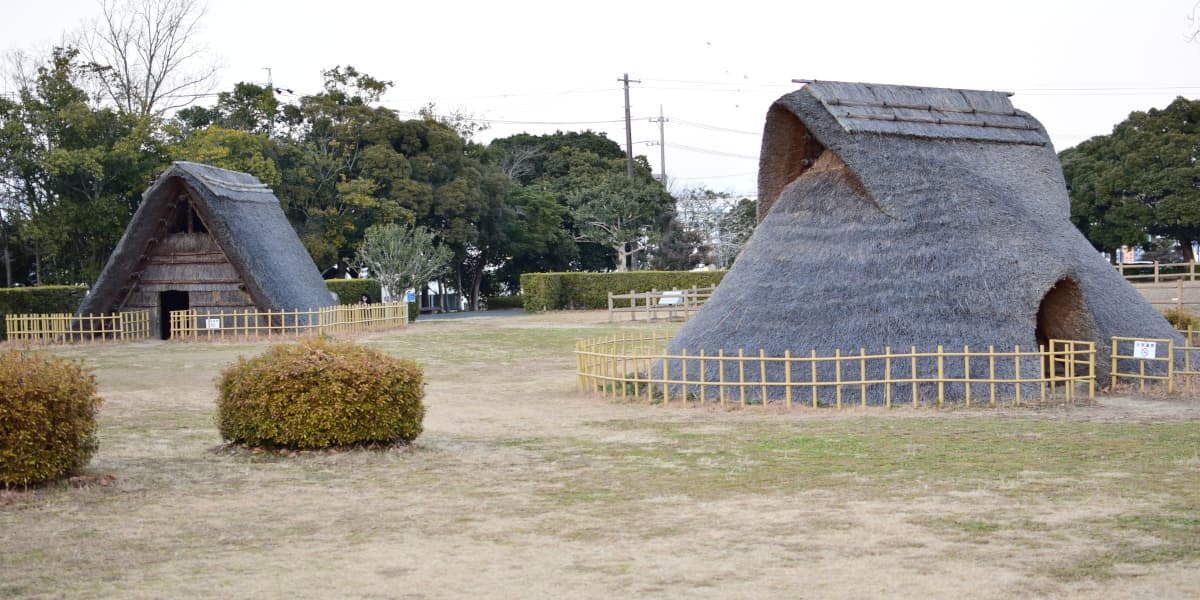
[80,162,335,329]
[663,81,1181,399]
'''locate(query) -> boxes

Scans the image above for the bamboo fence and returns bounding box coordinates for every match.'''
[168,301,408,339]
[576,332,1096,408]
[5,310,153,344]
[607,286,717,322]
[1108,332,1200,390]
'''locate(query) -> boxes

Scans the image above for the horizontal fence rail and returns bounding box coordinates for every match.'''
[576,333,1096,408]
[168,301,408,339]
[607,286,717,322]
[5,310,152,344]
[1117,260,1200,283]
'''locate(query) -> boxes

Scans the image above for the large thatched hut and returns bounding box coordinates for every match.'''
[79,162,334,338]
[666,81,1179,397]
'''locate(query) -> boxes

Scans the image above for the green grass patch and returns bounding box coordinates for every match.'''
[1044,514,1200,580]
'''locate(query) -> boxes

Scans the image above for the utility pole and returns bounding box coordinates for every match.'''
[648,105,668,185]
[618,73,640,178]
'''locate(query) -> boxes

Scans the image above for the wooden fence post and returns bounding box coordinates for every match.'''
[759,349,767,405]
[718,349,726,406]
[1111,337,1119,390]
[835,348,842,409]
[681,348,689,405]
[784,350,792,409]
[884,347,892,408]
[1014,345,1022,406]
[936,345,945,406]
[810,349,818,408]
[859,348,867,408]
[661,347,669,405]
[1168,339,1175,394]
[963,345,971,407]
[738,349,745,407]
[911,346,918,408]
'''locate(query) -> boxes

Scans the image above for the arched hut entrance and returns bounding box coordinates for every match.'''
[1035,277,1098,376]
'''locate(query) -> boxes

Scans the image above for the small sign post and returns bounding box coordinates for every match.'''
[1132,340,1157,359]
[205,318,221,330]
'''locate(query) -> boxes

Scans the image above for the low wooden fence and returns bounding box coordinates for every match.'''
[168,301,408,339]
[5,310,153,344]
[576,333,1095,408]
[1117,261,1200,283]
[607,286,717,322]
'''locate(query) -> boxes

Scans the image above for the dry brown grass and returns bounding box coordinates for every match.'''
[1,310,1198,599]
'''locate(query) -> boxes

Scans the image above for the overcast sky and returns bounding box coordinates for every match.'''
[4,0,1200,198]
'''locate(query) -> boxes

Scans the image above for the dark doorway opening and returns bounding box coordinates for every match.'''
[1035,277,1098,377]
[159,290,189,340]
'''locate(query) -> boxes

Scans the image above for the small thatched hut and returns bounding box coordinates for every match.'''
[79,162,334,338]
[666,81,1180,396]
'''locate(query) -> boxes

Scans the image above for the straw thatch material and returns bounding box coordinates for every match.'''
[666,81,1180,399]
[79,162,334,327]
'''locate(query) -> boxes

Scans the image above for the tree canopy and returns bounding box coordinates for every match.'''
[0,4,752,305]
[1062,96,1200,260]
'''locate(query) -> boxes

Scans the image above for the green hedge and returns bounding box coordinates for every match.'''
[484,295,524,310]
[520,271,726,311]
[0,286,90,339]
[326,278,383,304]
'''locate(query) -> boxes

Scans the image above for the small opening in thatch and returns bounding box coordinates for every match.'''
[159,290,189,340]
[757,104,827,222]
[1035,277,1098,376]
[167,194,208,235]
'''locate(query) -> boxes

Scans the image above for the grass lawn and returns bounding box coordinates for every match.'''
[1,310,1198,598]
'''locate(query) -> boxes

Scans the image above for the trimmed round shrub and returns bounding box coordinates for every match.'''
[217,337,424,449]
[0,350,102,486]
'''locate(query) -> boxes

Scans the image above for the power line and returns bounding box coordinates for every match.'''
[669,143,758,160]
[388,87,620,102]
[1009,85,1200,93]
[676,171,756,180]
[673,118,759,136]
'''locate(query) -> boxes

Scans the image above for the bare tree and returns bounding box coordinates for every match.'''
[499,144,541,181]
[76,0,217,116]
[355,223,453,301]
[1190,1,1200,42]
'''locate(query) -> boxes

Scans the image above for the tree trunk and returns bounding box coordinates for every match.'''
[1183,239,1196,263]
[614,243,629,272]
[456,268,467,312]
[2,231,10,287]
[470,265,483,311]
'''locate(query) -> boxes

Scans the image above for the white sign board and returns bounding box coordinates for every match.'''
[1132,341,1157,359]
[658,290,683,306]
[205,318,221,330]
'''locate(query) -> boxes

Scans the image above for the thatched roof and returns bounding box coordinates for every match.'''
[667,81,1179,394]
[79,162,334,314]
